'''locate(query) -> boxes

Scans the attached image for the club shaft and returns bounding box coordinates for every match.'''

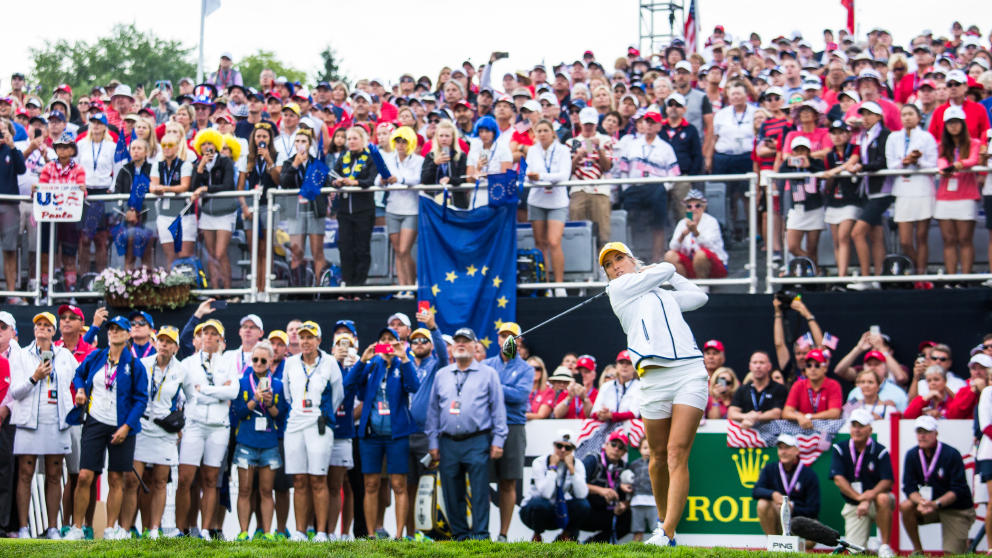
[517,290,607,338]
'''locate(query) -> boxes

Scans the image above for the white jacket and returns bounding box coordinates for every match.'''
[181,349,239,427]
[283,349,344,433]
[669,213,728,266]
[521,452,589,507]
[606,262,707,367]
[9,343,77,430]
[140,354,193,437]
[591,378,641,417]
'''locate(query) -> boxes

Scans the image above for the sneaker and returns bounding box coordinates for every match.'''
[312,532,329,542]
[17,527,31,539]
[147,528,160,540]
[7,297,28,306]
[253,528,264,539]
[341,533,356,541]
[326,533,339,542]
[290,530,308,542]
[60,526,70,538]
[413,532,432,543]
[553,287,567,298]
[846,280,880,291]
[644,523,676,547]
[103,527,117,540]
[83,526,94,540]
[63,527,85,540]
[496,534,508,542]
[200,529,212,541]
[259,533,276,541]
[45,527,61,540]
[236,531,250,541]
[878,544,895,558]
[274,531,288,541]
[129,527,140,539]
[188,527,201,539]
[210,529,225,541]
[374,528,390,539]
[306,527,316,540]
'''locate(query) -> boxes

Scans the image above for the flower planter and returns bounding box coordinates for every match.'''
[96,267,195,310]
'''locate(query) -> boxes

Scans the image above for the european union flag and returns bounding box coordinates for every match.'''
[368,143,392,180]
[167,213,183,254]
[416,197,516,356]
[300,159,328,201]
[114,130,130,164]
[127,173,150,211]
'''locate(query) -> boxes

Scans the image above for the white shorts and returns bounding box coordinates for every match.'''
[638,359,709,420]
[156,213,197,243]
[178,421,230,468]
[13,422,71,456]
[66,425,82,474]
[934,199,977,221]
[786,206,826,231]
[284,423,333,476]
[198,211,237,232]
[824,205,860,225]
[893,196,934,223]
[134,431,179,467]
[330,438,354,469]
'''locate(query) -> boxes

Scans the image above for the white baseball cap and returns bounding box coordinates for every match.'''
[387,312,411,327]
[578,106,599,125]
[790,136,812,151]
[914,415,938,432]
[665,92,687,106]
[858,101,883,116]
[848,408,874,426]
[969,353,992,369]
[776,433,799,447]
[538,92,559,106]
[674,60,693,73]
[0,311,14,328]
[240,314,263,330]
[944,105,967,122]
[521,99,541,113]
[946,69,968,85]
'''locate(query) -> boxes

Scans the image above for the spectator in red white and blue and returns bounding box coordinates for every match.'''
[928,69,991,141]
[702,339,725,377]
[945,353,992,419]
[782,349,843,429]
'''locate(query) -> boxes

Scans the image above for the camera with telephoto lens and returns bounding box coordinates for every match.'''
[775,289,798,308]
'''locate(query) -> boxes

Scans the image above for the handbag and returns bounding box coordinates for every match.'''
[153,409,185,433]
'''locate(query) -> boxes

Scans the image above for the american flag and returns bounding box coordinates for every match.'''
[727,419,845,465]
[684,0,698,54]
[574,418,646,459]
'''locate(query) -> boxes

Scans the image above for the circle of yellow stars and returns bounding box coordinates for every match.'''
[430,263,508,350]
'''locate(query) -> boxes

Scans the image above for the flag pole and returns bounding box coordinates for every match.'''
[196,0,206,83]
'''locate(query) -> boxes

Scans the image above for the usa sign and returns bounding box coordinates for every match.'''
[33,183,84,222]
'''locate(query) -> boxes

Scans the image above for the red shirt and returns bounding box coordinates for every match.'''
[946,383,979,419]
[928,100,992,141]
[0,355,9,405]
[55,337,95,364]
[785,377,843,414]
[529,386,556,414]
[904,393,954,419]
[553,387,599,419]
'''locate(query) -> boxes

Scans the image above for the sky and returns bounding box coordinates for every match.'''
[2,1,988,90]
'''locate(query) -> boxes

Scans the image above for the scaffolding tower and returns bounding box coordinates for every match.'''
[638,0,684,57]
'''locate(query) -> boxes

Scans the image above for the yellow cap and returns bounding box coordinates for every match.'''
[299,320,322,338]
[195,319,225,337]
[598,241,633,267]
[32,312,57,326]
[156,325,180,344]
[410,328,432,340]
[268,329,289,344]
[497,322,521,337]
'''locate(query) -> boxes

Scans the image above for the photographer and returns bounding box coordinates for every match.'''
[551,366,594,419]
[706,367,739,419]
[772,293,823,381]
[344,327,419,540]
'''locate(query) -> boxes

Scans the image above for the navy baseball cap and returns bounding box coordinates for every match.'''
[108,316,131,331]
[128,310,155,329]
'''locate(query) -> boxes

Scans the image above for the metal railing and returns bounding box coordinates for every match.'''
[763,166,992,293]
[4,188,261,304]
[264,173,760,297]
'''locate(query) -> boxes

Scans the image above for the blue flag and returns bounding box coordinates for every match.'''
[114,130,130,163]
[416,197,517,356]
[368,143,392,180]
[300,159,329,201]
[127,173,150,211]
[167,213,183,254]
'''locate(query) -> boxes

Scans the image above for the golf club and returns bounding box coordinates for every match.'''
[501,290,608,359]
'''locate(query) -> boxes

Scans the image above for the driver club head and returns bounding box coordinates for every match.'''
[501,335,518,360]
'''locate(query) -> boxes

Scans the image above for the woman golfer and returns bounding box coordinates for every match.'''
[599,241,708,547]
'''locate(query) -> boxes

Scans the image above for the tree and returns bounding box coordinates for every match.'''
[315,45,349,85]
[29,23,195,99]
[238,50,308,91]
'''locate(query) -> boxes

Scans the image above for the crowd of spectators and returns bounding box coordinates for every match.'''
[3,22,992,304]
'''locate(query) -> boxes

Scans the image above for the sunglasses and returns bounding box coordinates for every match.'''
[609,441,626,450]
[983,344,992,350]
[410,338,431,345]
[534,366,544,371]
[805,361,824,369]
[428,118,441,124]
[554,443,574,451]
[160,142,177,148]
[252,357,268,364]
[931,356,949,361]
[666,101,683,107]
[764,95,781,101]
[603,374,616,380]
[685,203,704,209]
[131,320,149,327]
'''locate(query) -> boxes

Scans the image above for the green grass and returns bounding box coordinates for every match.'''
[0,539,987,558]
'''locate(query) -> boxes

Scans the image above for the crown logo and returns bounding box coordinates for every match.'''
[732,448,769,488]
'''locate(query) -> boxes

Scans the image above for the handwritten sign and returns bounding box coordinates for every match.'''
[33,183,84,222]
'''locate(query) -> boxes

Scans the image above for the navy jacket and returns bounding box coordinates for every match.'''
[344,355,419,439]
[829,439,893,505]
[69,347,149,434]
[902,443,972,510]
[753,460,820,518]
[409,328,449,432]
[659,119,703,175]
[0,144,26,200]
[231,373,288,449]
[333,360,360,439]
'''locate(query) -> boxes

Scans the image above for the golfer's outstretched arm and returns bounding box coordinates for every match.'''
[667,272,708,311]
[609,262,676,300]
